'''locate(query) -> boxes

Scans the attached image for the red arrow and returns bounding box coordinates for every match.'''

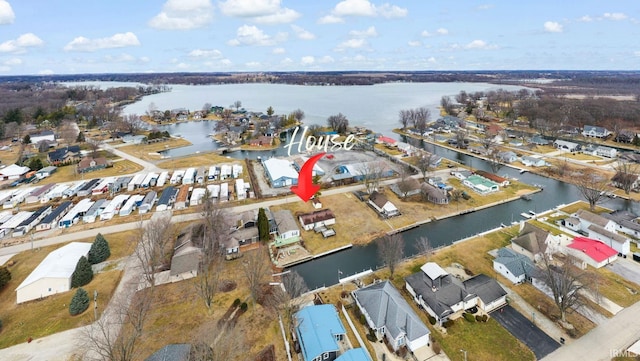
[291,152,325,202]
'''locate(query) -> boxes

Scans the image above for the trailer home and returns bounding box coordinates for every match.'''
[138,191,157,214]
[36,201,72,231]
[100,194,130,221]
[59,198,94,228]
[82,199,107,223]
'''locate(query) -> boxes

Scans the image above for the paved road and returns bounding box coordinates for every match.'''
[102,142,161,173]
[492,305,561,360]
[542,300,640,361]
[606,258,640,285]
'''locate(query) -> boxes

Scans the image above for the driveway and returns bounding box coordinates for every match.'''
[491,305,561,360]
[607,260,640,286]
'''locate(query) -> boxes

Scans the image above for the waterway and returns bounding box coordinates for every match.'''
[289,142,637,290]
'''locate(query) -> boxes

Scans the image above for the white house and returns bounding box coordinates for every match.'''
[553,140,580,152]
[594,146,617,158]
[30,130,55,145]
[298,209,336,231]
[583,125,610,138]
[16,242,92,304]
[35,166,57,179]
[574,209,617,233]
[353,281,430,352]
[520,156,547,167]
[493,247,537,284]
[368,191,399,218]
[586,224,630,255]
[565,237,617,269]
[0,164,30,180]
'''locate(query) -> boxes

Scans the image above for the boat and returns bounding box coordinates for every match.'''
[520,212,532,219]
[521,194,532,201]
[519,169,528,174]
[529,210,536,216]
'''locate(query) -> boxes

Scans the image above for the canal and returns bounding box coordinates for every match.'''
[289,140,637,290]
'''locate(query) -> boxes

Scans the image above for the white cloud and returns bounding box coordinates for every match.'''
[464,39,497,50]
[188,48,223,58]
[3,57,21,65]
[140,56,151,63]
[301,56,315,65]
[0,0,15,24]
[476,4,493,11]
[104,53,136,63]
[349,26,377,38]
[246,61,261,67]
[176,62,190,69]
[318,55,335,64]
[0,65,9,72]
[254,8,300,24]
[408,40,421,47]
[291,25,315,40]
[323,0,407,23]
[578,15,593,22]
[0,33,44,53]
[272,47,285,54]
[427,56,436,63]
[603,12,627,21]
[227,25,285,46]
[420,30,431,37]
[422,28,447,37]
[219,0,300,24]
[280,57,293,65]
[335,38,367,51]
[436,28,448,35]
[64,32,140,52]
[38,69,54,75]
[149,0,213,30]
[634,51,640,57]
[544,21,563,33]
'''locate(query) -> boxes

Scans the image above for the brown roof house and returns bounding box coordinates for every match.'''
[368,191,399,218]
[420,183,449,205]
[298,209,336,231]
[511,222,560,262]
[77,157,109,173]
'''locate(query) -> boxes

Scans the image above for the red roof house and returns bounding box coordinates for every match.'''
[566,236,617,268]
[377,136,397,146]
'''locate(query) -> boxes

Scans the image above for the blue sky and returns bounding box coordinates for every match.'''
[0,0,639,75]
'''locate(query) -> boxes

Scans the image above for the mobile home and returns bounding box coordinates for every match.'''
[77,179,101,198]
[207,166,218,181]
[25,183,55,204]
[174,185,191,210]
[63,181,87,198]
[189,188,206,206]
[156,171,169,187]
[127,173,146,192]
[206,184,220,199]
[36,201,72,231]
[13,205,52,236]
[59,198,94,228]
[182,168,196,185]
[220,183,229,202]
[100,194,130,221]
[196,168,206,184]
[82,199,108,223]
[138,191,157,214]
[92,177,115,196]
[42,184,69,203]
[119,195,145,217]
[156,186,177,212]
[235,179,246,200]
[170,170,184,185]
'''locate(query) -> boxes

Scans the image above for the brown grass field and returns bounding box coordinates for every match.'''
[117,138,192,162]
[157,153,242,169]
[37,160,145,185]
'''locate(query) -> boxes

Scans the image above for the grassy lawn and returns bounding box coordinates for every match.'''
[0,145,20,165]
[157,153,241,169]
[37,160,145,185]
[592,267,640,307]
[563,153,602,161]
[374,143,403,156]
[558,201,611,215]
[117,138,192,162]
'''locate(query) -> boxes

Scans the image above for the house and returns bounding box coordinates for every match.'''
[335,349,370,361]
[30,130,55,145]
[368,191,399,218]
[35,166,57,179]
[170,225,201,279]
[583,125,610,138]
[475,170,510,186]
[511,222,560,262]
[377,135,397,146]
[262,157,298,188]
[493,247,537,284]
[565,236,617,269]
[467,145,487,155]
[390,177,422,198]
[553,140,580,152]
[352,281,430,352]
[586,224,630,255]
[0,164,30,180]
[420,183,449,204]
[405,262,507,325]
[594,146,617,158]
[83,199,108,223]
[25,183,55,204]
[15,242,92,304]
[498,151,517,163]
[333,162,395,183]
[36,201,72,231]
[13,205,52,236]
[228,210,260,248]
[295,304,346,361]
[615,130,636,143]
[249,135,273,146]
[144,344,193,361]
[450,170,473,180]
[47,145,81,164]
[529,135,550,146]
[298,209,336,231]
[603,210,640,239]
[272,210,301,247]
[611,172,640,192]
[293,156,325,177]
[573,209,617,233]
[520,156,547,167]
[462,174,499,194]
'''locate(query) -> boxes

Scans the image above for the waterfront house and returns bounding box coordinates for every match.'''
[475,170,510,187]
[603,210,640,239]
[272,210,301,247]
[511,222,560,262]
[298,209,336,231]
[586,224,630,255]
[529,135,550,146]
[390,177,422,198]
[573,209,617,233]
[295,305,346,361]
[520,156,547,167]
[498,151,517,163]
[368,191,399,218]
[553,140,580,152]
[420,183,449,204]
[583,125,610,138]
[493,247,537,284]
[565,236,617,268]
[462,174,499,194]
[611,172,639,192]
[262,157,298,188]
[353,281,430,353]
[594,146,617,158]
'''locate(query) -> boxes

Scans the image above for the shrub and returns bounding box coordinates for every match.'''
[427,315,436,325]
[71,256,93,288]
[233,298,241,307]
[463,313,476,322]
[240,302,248,312]
[432,341,441,355]
[88,233,110,264]
[442,319,454,328]
[359,314,366,325]
[0,266,11,289]
[482,314,488,322]
[69,288,90,316]
[475,315,483,322]
[366,328,377,342]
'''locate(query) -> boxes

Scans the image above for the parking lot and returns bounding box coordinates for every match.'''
[491,305,561,360]
[607,259,640,285]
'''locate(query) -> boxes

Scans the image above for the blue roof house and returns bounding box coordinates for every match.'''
[296,304,346,361]
[262,157,298,188]
[335,348,370,361]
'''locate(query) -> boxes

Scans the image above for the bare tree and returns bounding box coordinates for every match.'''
[232,100,242,112]
[59,120,79,145]
[221,108,233,123]
[134,212,174,288]
[539,253,590,322]
[454,129,468,148]
[358,161,385,194]
[377,233,404,277]
[119,114,145,135]
[612,161,640,194]
[87,138,102,158]
[414,236,433,261]
[574,172,609,211]
[397,165,416,198]
[417,152,437,180]
[79,286,153,361]
[398,109,411,130]
[327,113,349,134]
[195,251,223,313]
[440,96,455,115]
[202,102,212,115]
[274,271,309,331]
[241,247,271,304]
[192,323,246,361]
[487,148,504,173]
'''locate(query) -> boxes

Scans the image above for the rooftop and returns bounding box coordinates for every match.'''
[568,237,618,262]
[296,305,346,361]
[16,242,92,290]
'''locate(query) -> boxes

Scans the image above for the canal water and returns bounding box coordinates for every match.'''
[289,140,637,290]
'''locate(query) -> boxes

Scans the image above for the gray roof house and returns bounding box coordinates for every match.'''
[170,228,201,279]
[420,183,449,204]
[352,281,430,352]
[586,224,630,255]
[462,274,508,312]
[493,247,537,284]
[583,125,610,138]
[511,222,560,262]
[603,210,640,239]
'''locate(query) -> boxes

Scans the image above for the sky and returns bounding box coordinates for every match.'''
[0,0,639,75]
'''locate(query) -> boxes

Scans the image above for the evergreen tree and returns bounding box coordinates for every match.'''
[88,233,110,264]
[22,134,31,144]
[28,157,43,171]
[76,131,85,143]
[0,266,11,289]
[257,207,270,242]
[71,256,93,288]
[69,287,90,316]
